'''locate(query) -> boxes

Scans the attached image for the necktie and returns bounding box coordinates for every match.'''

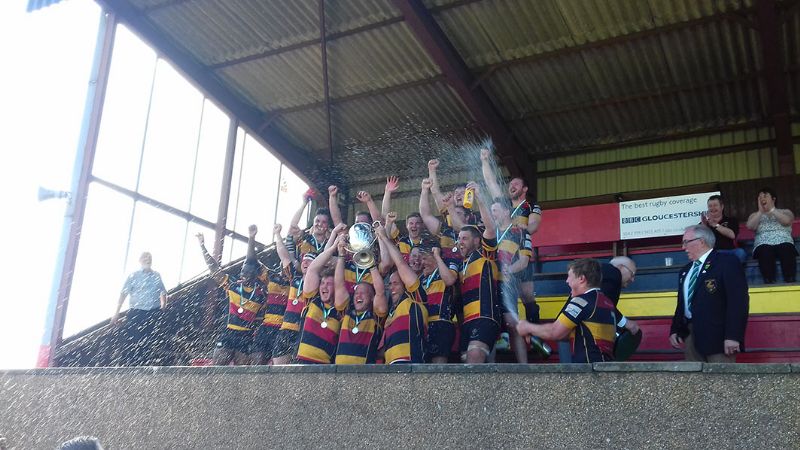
[686,260,702,311]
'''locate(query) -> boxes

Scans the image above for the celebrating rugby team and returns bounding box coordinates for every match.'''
[194,147,617,365]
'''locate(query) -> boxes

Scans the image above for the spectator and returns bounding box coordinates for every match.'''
[746,188,797,283]
[702,195,746,263]
[111,251,167,366]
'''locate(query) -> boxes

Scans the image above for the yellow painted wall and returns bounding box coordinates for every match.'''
[535,127,782,201]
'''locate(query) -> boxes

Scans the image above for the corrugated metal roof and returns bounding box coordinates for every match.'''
[104,0,797,194]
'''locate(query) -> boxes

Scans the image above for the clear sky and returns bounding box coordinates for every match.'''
[0,0,101,368]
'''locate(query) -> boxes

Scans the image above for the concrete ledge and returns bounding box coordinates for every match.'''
[703,363,792,374]
[268,364,336,373]
[1,365,798,449]
[335,364,411,373]
[593,362,703,372]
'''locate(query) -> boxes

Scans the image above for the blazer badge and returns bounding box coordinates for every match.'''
[705,279,717,294]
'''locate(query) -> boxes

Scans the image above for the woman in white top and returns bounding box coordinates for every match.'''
[746,187,797,283]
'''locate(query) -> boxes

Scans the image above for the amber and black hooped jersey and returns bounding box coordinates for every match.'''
[458,237,500,324]
[556,288,617,363]
[279,264,306,332]
[335,305,385,364]
[383,280,429,364]
[297,231,327,259]
[495,225,531,282]
[420,266,457,322]
[344,259,374,295]
[219,274,268,332]
[510,200,542,231]
[257,268,290,328]
[437,225,462,266]
[397,235,422,262]
[296,291,343,364]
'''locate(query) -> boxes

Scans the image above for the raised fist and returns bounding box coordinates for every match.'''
[480,148,491,161]
[356,191,372,203]
[195,232,205,245]
[421,178,432,190]
[328,185,338,196]
[428,159,439,170]
[248,224,258,238]
[273,224,282,235]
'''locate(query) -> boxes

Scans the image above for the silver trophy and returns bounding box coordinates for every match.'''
[345,222,379,269]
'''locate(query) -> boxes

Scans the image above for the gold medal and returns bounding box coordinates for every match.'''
[352,327,359,334]
[321,321,328,329]
[237,307,244,314]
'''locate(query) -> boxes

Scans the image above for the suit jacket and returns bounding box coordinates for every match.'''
[670,250,749,356]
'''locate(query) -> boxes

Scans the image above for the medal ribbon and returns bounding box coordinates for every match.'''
[237,281,257,311]
[353,311,368,328]
[496,223,513,243]
[355,266,368,284]
[321,303,334,323]
[424,268,439,290]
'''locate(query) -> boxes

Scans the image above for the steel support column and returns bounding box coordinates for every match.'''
[319,0,334,163]
[391,0,537,194]
[213,119,239,262]
[756,0,795,175]
[39,11,116,367]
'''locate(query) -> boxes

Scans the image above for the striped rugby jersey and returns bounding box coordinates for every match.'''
[335,304,385,364]
[258,268,289,328]
[219,274,268,332]
[279,264,305,332]
[296,291,343,364]
[556,288,616,363]
[458,237,500,324]
[383,280,428,364]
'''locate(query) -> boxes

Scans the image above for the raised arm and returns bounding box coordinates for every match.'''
[246,224,258,265]
[376,214,418,289]
[382,176,400,237]
[746,209,762,231]
[356,190,382,223]
[328,185,345,227]
[467,181,495,239]
[370,266,388,316]
[427,159,446,211]
[196,232,225,284]
[289,193,312,231]
[273,224,294,269]
[480,147,503,200]
[302,237,339,296]
[334,235,349,310]
[442,193,465,231]
[432,246,457,287]
[419,178,442,235]
[325,223,348,252]
[774,208,795,226]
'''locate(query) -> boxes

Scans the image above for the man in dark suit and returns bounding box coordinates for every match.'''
[669,224,749,362]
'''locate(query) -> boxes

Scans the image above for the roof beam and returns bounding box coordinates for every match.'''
[755,0,795,175]
[391,0,536,188]
[97,0,326,186]
[205,0,482,70]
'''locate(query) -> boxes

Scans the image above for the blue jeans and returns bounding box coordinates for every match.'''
[717,248,747,264]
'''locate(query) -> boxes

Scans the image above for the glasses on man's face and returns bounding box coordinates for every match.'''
[620,264,635,279]
[682,237,701,246]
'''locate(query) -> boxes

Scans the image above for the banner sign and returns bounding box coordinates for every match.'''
[619,191,719,240]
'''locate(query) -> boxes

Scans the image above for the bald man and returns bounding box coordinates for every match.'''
[602,256,640,335]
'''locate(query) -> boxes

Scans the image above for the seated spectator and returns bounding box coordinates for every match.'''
[701,194,746,263]
[746,187,797,283]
